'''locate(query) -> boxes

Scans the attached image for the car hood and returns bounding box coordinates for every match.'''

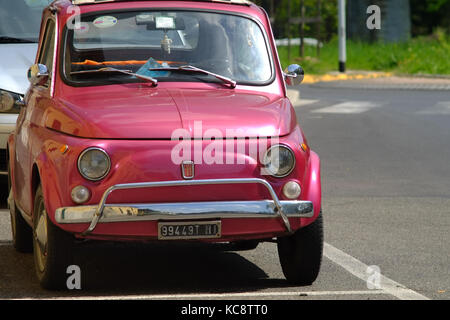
[0,43,37,94]
[47,86,296,139]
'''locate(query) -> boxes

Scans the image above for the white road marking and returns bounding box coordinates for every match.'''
[416,101,450,115]
[286,89,319,107]
[313,101,381,114]
[305,115,324,119]
[323,242,430,300]
[16,290,386,300]
[0,209,12,242]
[287,89,300,104]
[0,208,429,300]
[294,99,319,107]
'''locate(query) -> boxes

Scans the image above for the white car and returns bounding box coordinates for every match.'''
[0,0,52,175]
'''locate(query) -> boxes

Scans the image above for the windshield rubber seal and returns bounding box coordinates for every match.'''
[59,7,276,88]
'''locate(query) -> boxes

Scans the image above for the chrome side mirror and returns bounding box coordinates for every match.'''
[0,90,25,112]
[0,90,15,112]
[284,64,304,86]
[28,64,49,86]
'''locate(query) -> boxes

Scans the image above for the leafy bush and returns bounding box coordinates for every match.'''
[278,35,450,75]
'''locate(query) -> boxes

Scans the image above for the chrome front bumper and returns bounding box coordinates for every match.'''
[54,179,314,235]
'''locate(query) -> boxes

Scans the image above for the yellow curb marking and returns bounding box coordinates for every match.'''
[303,72,392,84]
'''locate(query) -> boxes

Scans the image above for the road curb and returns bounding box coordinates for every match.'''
[287,71,391,104]
[311,81,450,91]
[303,72,392,84]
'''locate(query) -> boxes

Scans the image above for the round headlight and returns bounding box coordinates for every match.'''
[283,181,302,199]
[0,90,15,112]
[263,145,296,177]
[78,148,111,181]
[71,185,91,204]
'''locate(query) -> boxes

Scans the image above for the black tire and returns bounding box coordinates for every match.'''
[33,185,74,290]
[277,213,324,285]
[8,162,33,253]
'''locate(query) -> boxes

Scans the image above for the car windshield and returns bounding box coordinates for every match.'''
[0,0,52,43]
[63,10,273,86]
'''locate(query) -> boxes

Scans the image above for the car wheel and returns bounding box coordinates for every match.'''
[33,185,74,290]
[277,213,323,285]
[8,162,33,253]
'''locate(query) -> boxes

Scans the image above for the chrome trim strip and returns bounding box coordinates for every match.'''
[51,13,58,98]
[55,200,314,224]
[79,178,297,235]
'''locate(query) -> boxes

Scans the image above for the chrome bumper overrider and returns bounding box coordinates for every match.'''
[54,179,314,235]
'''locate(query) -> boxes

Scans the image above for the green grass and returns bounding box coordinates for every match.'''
[277,35,450,76]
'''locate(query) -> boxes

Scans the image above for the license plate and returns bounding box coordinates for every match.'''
[158,221,221,240]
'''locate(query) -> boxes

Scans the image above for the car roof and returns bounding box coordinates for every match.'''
[71,0,253,6]
[49,0,265,27]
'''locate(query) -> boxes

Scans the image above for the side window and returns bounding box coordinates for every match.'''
[37,19,56,87]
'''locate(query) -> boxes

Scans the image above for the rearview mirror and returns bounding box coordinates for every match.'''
[284,64,304,86]
[27,64,49,86]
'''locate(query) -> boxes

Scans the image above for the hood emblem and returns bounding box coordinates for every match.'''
[181,161,195,180]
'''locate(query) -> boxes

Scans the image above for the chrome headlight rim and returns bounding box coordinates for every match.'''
[263,144,296,178]
[77,147,111,181]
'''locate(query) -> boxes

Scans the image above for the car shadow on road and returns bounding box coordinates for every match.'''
[74,241,284,294]
[0,241,293,298]
[0,176,8,209]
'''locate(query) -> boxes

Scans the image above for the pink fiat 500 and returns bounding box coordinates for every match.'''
[7,0,322,289]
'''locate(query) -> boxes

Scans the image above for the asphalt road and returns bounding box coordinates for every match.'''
[0,84,448,300]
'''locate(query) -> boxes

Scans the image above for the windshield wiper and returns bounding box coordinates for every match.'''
[149,65,236,89]
[0,36,36,43]
[70,67,158,86]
